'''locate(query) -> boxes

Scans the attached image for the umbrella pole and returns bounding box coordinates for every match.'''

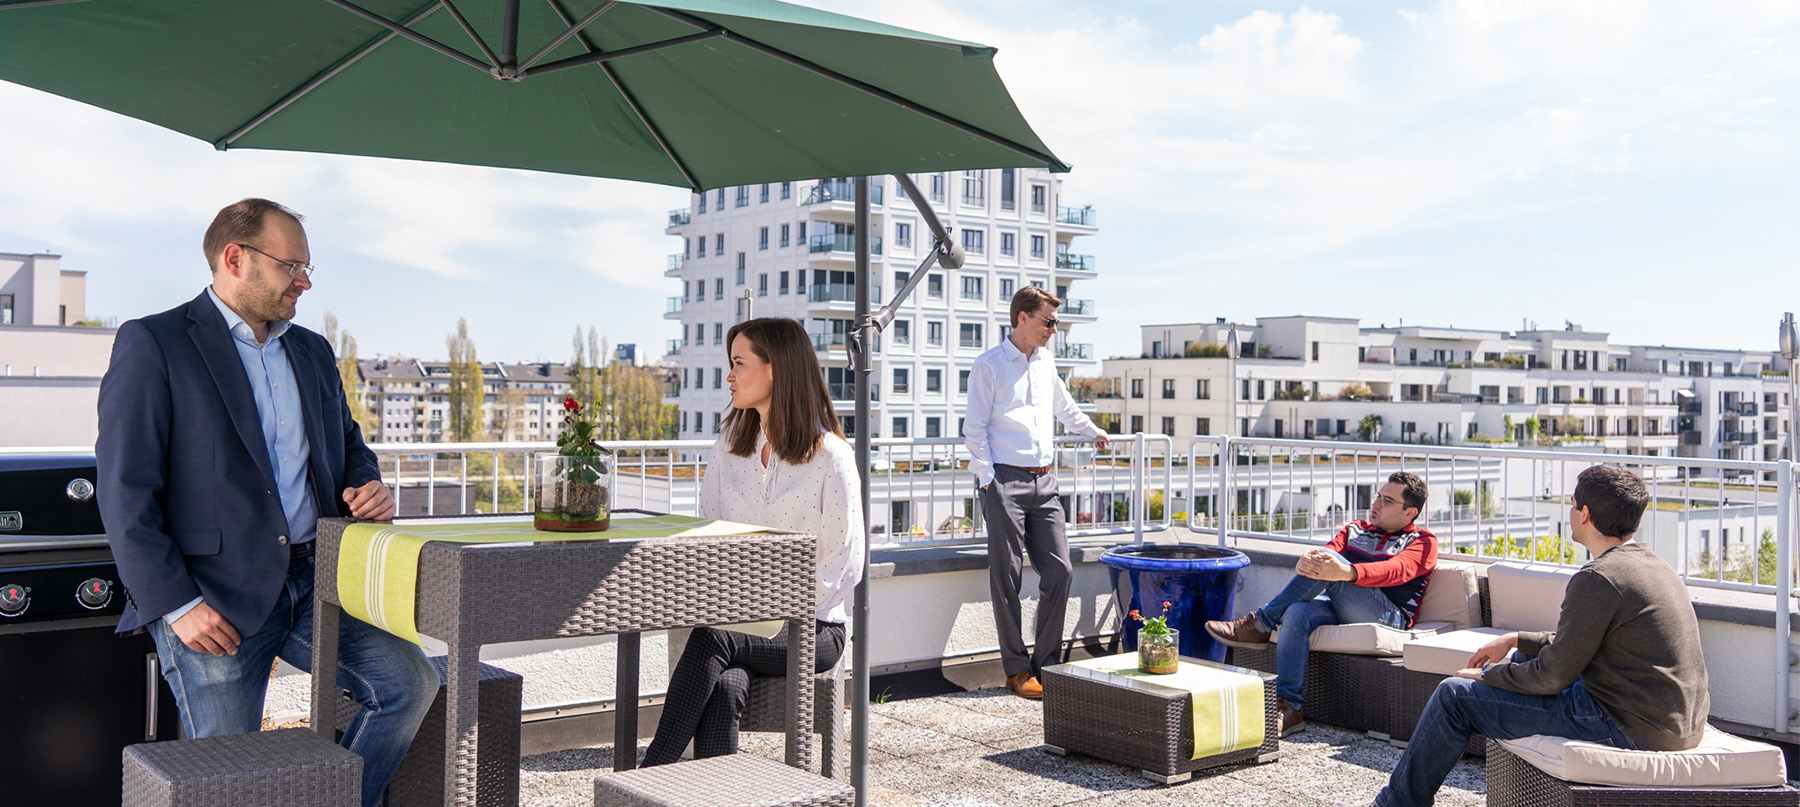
[852,177,873,806]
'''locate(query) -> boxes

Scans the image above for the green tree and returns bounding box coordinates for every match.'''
[1503,414,1515,440]
[468,452,524,514]
[1185,343,1229,358]
[566,326,602,410]
[1525,416,1542,444]
[1697,528,1780,585]
[599,361,677,441]
[1357,413,1383,442]
[322,312,376,439]
[445,318,482,442]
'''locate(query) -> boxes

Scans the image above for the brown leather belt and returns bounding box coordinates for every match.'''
[1001,464,1052,475]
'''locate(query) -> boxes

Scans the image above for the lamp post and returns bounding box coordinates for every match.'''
[1227,326,1241,437]
[1774,312,1797,733]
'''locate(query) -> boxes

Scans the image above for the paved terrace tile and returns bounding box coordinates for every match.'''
[517,687,1486,807]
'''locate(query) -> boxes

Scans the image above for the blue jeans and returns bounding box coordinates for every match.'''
[1376,676,1636,807]
[1253,550,1407,709]
[149,552,438,807]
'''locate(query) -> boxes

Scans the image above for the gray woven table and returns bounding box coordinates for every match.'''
[309,512,819,807]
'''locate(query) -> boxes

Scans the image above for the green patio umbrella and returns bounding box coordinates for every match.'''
[0,0,1067,190]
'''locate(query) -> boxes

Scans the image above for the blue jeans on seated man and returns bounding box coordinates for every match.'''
[1252,549,1407,709]
[1375,675,1636,807]
[148,552,438,807]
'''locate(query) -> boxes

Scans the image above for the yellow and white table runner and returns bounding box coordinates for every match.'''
[1068,653,1266,760]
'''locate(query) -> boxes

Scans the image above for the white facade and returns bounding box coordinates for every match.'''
[661,170,1100,445]
[0,252,115,447]
[357,359,580,444]
[1100,316,1796,479]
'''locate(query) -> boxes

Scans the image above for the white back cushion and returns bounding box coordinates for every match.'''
[1487,561,1576,633]
[1414,561,1483,631]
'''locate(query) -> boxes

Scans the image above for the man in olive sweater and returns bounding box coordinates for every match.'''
[1340,464,1709,807]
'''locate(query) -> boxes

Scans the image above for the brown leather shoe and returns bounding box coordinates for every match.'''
[1205,614,1272,649]
[1277,698,1305,737]
[1006,671,1043,699]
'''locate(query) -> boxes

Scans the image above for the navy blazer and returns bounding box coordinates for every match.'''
[97,290,380,635]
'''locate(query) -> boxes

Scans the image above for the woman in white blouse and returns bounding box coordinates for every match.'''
[642,317,866,766]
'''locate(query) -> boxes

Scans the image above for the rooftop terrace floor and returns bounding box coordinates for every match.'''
[516,686,1488,807]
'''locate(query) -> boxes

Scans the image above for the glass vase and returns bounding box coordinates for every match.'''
[532,452,611,532]
[1137,629,1179,674]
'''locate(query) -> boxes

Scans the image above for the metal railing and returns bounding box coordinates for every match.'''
[1055,253,1096,272]
[666,254,684,272]
[808,233,884,255]
[665,297,682,314]
[1057,206,1097,227]
[668,209,690,228]
[1062,299,1095,316]
[806,284,883,304]
[1054,343,1094,360]
[803,181,883,207]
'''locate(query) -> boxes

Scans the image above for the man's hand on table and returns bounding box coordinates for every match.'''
[344,480,397,521]
[173,601,241,656]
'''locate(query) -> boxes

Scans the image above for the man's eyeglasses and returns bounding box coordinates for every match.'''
[236,243,315,280]
[1029,311,1059,329]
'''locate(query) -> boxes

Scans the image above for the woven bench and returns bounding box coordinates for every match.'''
[594,753,853,807]
[337,656,523,807]
[740,665,845,780]
[123,728,360,807]
[1487,735,1799,807]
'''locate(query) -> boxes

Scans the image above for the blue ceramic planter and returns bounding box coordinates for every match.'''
[1100,544,1250,664]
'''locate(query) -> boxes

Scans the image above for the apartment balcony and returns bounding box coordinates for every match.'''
[664,297,683,319]
[664,339,681,357]
[666,208,690,229]
[1054,342,1094,361]
[665,254,685,276]
[806,284,883,306]
[828,382,880,403]
[808,233,884,258]
[812,332,849,352]
[1060,299,1096,319]
[1056,205,1098,229]
[1680,431,1703,446]
[1720,430,1760,446]
[803,181,883,207]
[1055,253,1097,274]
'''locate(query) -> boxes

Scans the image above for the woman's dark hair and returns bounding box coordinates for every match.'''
[1573,464,1649,539]
[721,318,842,464]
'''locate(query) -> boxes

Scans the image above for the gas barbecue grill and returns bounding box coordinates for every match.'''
[0,453,180,807]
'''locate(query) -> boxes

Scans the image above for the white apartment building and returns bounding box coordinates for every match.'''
[662,170,1100,445]
[1100,316,1795,479]
[358,359,577,444]
[0,252,116,446]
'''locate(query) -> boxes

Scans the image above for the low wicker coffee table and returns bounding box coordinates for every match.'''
[1042,656,1278,784]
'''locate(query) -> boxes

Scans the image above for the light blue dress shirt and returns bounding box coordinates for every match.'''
[163,288,318,626]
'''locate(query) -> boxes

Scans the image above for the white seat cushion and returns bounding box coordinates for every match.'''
[1498,726,1788,788]
[1414,561,1482,631]
[1402,627,1512,675]
[1273,621,1450,657]
[1487,561,1577,633]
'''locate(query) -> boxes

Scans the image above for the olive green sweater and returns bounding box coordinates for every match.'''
[1483,542,1709,751]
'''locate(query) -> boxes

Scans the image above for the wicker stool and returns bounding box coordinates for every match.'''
[739,664,844,779]
[122,728,360,807]
[337,656,523,807]
[594,753,853,807]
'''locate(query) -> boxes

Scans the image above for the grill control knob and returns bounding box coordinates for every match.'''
[77,578,112,609]
[0,583,28,616]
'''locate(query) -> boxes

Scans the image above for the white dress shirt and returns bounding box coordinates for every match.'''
[700,427,866,624]
[963,337,1103,488]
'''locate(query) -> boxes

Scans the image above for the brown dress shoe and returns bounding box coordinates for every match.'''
[1006,671,1043,699]
[1205,614,1272,649]
[1277,698,1305,737]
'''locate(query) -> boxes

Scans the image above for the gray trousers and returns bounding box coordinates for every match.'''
[980,464,1073,677]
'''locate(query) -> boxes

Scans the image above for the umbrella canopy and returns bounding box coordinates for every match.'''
[0,0,1065,189]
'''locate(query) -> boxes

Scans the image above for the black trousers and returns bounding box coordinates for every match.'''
[643,620,846,765]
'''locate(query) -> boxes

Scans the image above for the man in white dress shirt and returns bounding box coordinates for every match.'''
[964,286,1112,698]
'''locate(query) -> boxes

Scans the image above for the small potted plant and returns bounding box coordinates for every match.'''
[533,396,612,531]
[1131,601,1179,674]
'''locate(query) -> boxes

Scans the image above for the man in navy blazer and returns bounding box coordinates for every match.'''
[98,199,435,807]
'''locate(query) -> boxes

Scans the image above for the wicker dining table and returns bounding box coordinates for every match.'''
[307,512,820,807]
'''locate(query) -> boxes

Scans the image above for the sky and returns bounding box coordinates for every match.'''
[2,0,1797,367]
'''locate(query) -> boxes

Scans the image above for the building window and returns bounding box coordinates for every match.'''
[895,222,911,248]
[759,183,770,203]
[961,170,985,206]
[694,236,704,257]
[960,276,982,301]
[713,323,723,345]
[1029,235,1045,259]
[714,233,723,256]
[1030,184,1047,213]
[1311,341,1319,361]
[925,370,943,393]
[927,274,943,299]
[959,323,983,349]
[759,227,769,250]
[780,181,791,200]
[779,271,790,295]
[758,273,768,297]
[959,370,970,394]
[1,293,13,325]
[929,172,946,202]
[893,416,909,438]
[926,416,942,438]
[1000,278,1015,299]
[1000,168,1016,210]
[714,189,724,211]
[893,319,910,345]
[1130,378,1144,399]
[798,222,806,242]
[893,368,909,394]
[780,223,791,247]
[1196,379,1210,399]
[960,228,984,255]
[693,193,704,215]
[1131,415,1144,433]
[713,367,722,389]
[714,278,724,300]
[735,254,745,283]
[1161,379,1175,399]
[1000,232,1015,257]
[1196,417,1211,436]
[1161,417,1175,436]
[926,321,944,347]
[735,186,749,207]
[713,412,721,432]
